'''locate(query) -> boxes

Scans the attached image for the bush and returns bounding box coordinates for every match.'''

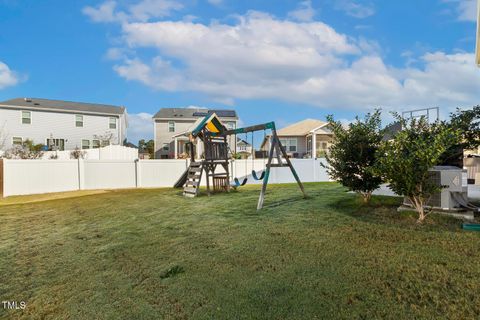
[5,139,44,159]
[324,110,384,203]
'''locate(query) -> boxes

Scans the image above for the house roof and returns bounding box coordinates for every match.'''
[0,97,125,115]
[237,138,251,146]
[153,108,238,119]
[276,119,329,136]
[382,121,402,141]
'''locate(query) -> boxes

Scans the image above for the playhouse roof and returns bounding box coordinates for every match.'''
[172,113,227,139]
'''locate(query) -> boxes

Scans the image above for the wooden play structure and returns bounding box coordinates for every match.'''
[174,113,307,209]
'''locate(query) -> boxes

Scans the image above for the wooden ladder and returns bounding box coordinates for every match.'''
[183,161,203,198]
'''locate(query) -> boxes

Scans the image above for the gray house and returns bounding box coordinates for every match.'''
[0,98,127,151]
[153,108,238,159]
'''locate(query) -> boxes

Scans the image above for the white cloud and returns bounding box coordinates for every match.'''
[287,0,316,22]
[83,0,182,23]
[0,61,19,89]
[129,0,183,21]
[127,112,154,143]
[335,0,375,19]
[82,1,122,23]
[207,0,223,5]
[90,9,480,112]
[113,57,183,91]
[447,0,477,22]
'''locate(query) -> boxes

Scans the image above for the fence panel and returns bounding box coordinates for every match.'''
[3,160,79,197]
[83,160,136,190]
[138,160,189,188]
[1,158,331,197]
[231,158,329,184]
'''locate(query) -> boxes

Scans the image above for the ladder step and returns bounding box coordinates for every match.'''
[269,163,287,167]
[190,162,202,166]
[186,181,199,187]
[184,186,198,194]
[210,173,228,177]
[189,167,202,172]
[183,192,196,198]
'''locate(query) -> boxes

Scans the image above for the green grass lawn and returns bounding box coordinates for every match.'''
[1,183,480,319]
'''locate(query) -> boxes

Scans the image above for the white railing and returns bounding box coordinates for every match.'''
[1,158,329,197]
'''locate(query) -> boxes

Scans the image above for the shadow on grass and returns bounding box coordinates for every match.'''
[328,193,464,232]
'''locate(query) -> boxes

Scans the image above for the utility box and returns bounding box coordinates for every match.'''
[404,166,468,211]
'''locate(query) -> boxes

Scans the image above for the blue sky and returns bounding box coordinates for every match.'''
[0,0,479,144]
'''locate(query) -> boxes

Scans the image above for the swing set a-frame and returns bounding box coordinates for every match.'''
[174,113,307,210]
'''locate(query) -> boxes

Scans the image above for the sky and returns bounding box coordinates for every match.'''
[0,0,479,144]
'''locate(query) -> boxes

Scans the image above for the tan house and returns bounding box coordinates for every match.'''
[153,108,238,159]
[261,119,333,158]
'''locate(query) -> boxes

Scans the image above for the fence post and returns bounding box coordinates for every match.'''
[135,159,139,188]
[77,159,85,190]
[0,159,3,198]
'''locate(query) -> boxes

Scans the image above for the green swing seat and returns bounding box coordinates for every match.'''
[251,170,266,180]
[231,177,248,188]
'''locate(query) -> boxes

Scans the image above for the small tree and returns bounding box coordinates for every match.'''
[138,139,154,159]
[323,110,384,203]
[377,115,459,223]
[0,121,7,152]
[94,132,116,147]
[5,139,45,159]
[70,147,86,159]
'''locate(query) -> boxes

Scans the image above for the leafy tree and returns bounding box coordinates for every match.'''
[324,110,384,203]
[438,106,480,166]
[376,115,460,223]
[138,139,154,159]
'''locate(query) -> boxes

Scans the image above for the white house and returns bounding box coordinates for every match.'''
[0,98,127,151]
[236,138,253,158]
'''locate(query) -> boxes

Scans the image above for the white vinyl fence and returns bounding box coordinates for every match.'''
[41,145,138,160]
[1,158,330,197]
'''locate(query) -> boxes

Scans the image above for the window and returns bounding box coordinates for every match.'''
[12,137,22,145]
[92,140,100,148]
[168,121,175,132]
[22,111,31,124]
[109,117,117,129]
[162,143,170,151]
[225,121,236,130]
[75,115,83,127]
[280,138,297,152]
[46,139,65,151]
[82,140,90,149]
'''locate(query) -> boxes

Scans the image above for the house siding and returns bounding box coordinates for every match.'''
[0,107,126,150]
[154,117,238,159]
[154,119,196,158]
[263,134,333,158]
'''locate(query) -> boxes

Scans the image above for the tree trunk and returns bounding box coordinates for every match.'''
[361,192,372,204]
[410,196,426,223]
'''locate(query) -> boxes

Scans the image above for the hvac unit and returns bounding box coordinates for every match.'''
[404,166,471,211]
